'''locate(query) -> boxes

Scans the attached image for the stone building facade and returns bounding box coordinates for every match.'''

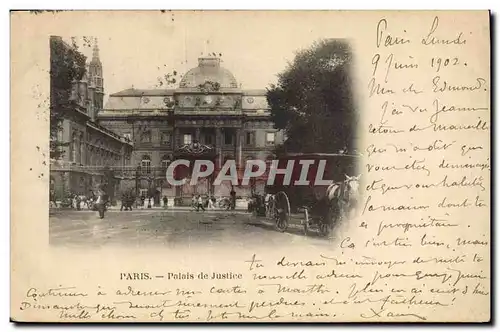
[99,57,283,205]
[49,37,133,201]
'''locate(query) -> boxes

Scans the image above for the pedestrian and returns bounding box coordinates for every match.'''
[75,194,81,211]
[162,195,168,209]
[208,195,215,210]
[71,193,77,209]
[230,188,236,210]
[191,194,196,210]
[120,192,127,211]
[49,189,57,208]
[96,187,108,219]
[196,195,205,212]
[127,190,134,211]
[140,195,145,209]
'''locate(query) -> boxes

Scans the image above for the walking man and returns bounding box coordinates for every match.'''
[191,194,197,210]
[208,195,215,210]
[230,188,236,210]
[75,194,81,211]
[140,194,145,209]
[196,195,205,212]
[96,186,108,219]
[120,192,129,211]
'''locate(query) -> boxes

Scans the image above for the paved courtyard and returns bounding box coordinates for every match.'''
[49,208,336,250]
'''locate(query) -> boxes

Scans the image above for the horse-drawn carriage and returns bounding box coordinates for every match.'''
[249,152,360,237]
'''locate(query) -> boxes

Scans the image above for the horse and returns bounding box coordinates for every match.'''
[326,174,361,223]
[264,193,275,217]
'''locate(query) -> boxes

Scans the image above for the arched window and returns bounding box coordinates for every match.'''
[160,132,172,145]
[70,132,77,162]
[141,155,151,173]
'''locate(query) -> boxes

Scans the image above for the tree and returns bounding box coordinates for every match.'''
[267,39,358,154]
[50,36,86,159]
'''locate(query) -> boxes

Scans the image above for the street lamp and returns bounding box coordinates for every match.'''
[147,176,153,209]
[135,165,140,198]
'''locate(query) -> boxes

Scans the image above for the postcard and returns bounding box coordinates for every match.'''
[10,10,490,322]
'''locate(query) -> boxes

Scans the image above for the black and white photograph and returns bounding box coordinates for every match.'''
[48,25,361,248]
[11,10,490,323]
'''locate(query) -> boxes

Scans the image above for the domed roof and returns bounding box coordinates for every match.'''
[179,57,238,89]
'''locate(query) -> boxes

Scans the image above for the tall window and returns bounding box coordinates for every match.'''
[70,133,77,162]
[183,134,192,145]
[57,128,63,142]
[266,132,276,145]
[161,156,170,169]
[79,139,85,165]
[205,133,213,145]
[161,132,172,145]
[224,131,233,145]
[245,132,255,146]
[141,155,151,174]
[79,176,85,191]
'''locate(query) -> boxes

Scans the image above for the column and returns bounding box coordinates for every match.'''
[215,127,222,169]
[195,128,201,143]
[75,134,81,164]
[173,128,180,150]
[81,132,87,166]
[235,128,242,168]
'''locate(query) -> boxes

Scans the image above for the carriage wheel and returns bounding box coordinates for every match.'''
[303,208,309,235]
[274,192,290,233]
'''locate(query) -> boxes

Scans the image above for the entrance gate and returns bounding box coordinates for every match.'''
[173,142,216,205]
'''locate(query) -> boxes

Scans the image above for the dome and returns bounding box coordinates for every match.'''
[179,57,238,89]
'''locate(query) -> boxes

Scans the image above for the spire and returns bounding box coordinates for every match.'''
[92,37,101,63]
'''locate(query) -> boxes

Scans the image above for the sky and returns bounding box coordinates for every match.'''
[61,11,343,104]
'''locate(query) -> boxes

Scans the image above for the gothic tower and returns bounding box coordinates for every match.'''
[88,38,104,117]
